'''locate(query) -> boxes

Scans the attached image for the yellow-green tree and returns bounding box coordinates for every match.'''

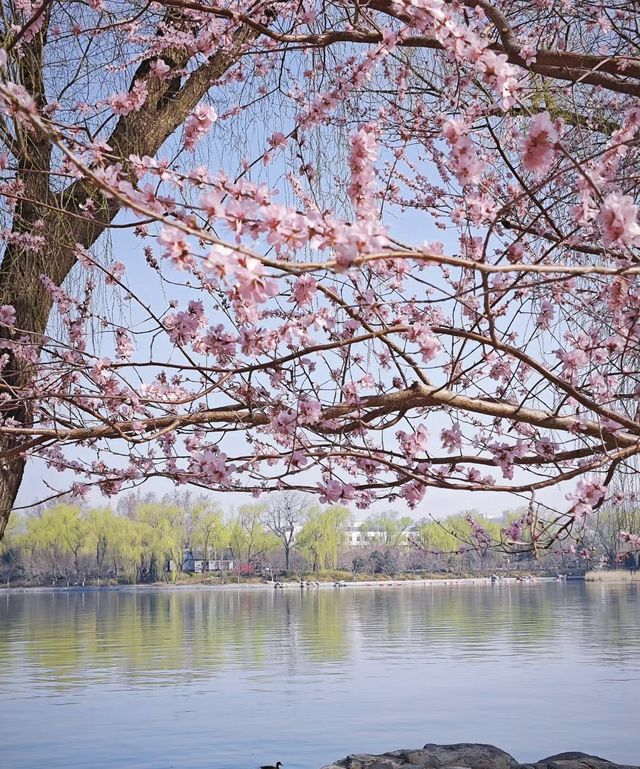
[189,503,229,562]
[0,511,24,585]
[134,502,186,582]
[360,511,414,547]
[111,515,146,583]
[86,507,120,580]
[24,504,90,584]
[414,518,460,553]
[298,505,350,571]
[227,504,278,565]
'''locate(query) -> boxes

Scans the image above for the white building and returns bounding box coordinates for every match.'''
[345,522,420,546]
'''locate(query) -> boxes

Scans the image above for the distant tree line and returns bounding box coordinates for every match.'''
[1,492,638,586]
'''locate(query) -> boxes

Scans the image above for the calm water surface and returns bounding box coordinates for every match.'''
[1,582,639,769]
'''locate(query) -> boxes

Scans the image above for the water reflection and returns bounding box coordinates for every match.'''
[2,583,640,685]
[1,583,639,769]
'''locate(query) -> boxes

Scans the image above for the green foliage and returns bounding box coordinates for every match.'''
[135,502,186,581]
[9,497,633,587]
[0,511,23,554]
[227,503,278,564]
[414,519,460,553]
[23,504,91,582]
[415,513,502,554]
[0,512,24,584]
[189,503,228,560]
[297,505,350,571]
[359,511,413,547]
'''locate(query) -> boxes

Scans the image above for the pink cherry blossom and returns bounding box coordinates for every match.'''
[318,479,356,504]
[197,324,236,359]
[114,328,134,360]
[235,256,279,306]
[600,193,640,247]
[0,304,16,327]
[555,348,589,384]
[268,132,288,149]
[1,0,639,564]
[522,111,561,175]
[164,300,206,346]
[396,424,429,460]
[441,423,462,453]
[157,226,193,269]
[298,398,322,424]
[489,440,527,479]
[620,531,640,549]
[184,105,218,151]
[567,479,606,521]
[189,448,235,485]
[107,80,148,116]
[292,275,317,305]
[405,323,443,363]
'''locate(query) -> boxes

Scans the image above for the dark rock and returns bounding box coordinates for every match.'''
[344,755,398,769]
[529,753,638,769]
[320,744,638,769]
[529,761,637,769]
[420,743,519,769]
[395,752,432,765]
[539,754,614,764]
[368,761,399,769]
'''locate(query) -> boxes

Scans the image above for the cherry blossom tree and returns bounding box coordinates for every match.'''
[1,0,640,559]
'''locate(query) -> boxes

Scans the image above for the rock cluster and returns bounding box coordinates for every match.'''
[320,743,638,769]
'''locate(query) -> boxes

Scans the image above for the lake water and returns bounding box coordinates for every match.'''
[1,582,639,769]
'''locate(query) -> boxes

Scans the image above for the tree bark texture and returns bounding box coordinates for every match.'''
[0,12,257,536]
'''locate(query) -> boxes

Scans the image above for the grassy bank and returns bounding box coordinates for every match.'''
[585,570,640,582]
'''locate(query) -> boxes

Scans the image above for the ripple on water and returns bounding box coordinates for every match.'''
[1,583,639,769]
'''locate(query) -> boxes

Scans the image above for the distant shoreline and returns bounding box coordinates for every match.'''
[584,569,640,582]
[0,575,587,594]
[11,569,640,594]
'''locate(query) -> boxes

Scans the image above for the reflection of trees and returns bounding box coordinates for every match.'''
[1,585,639,692]
[581,583,640,658]
[0,589,354,689]
[351,583,640,663]
[350,585,555,651]
[297,591,350,662]
[0,591,274,687]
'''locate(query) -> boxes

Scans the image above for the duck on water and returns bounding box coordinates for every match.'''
[261,763,283,769]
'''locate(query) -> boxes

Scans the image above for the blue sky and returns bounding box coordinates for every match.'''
[11,57,577,524]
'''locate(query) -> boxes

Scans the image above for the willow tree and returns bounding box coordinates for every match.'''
[298,505,350,571]
[1,1,640,557]
[360,511,414,548]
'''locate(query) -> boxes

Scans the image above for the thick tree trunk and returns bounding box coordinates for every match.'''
[0,18,261,537]
[0,449,25,539]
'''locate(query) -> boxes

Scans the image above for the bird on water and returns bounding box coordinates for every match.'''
[261,763,283,769]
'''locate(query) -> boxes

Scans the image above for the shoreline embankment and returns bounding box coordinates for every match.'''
[0,574,587,593]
